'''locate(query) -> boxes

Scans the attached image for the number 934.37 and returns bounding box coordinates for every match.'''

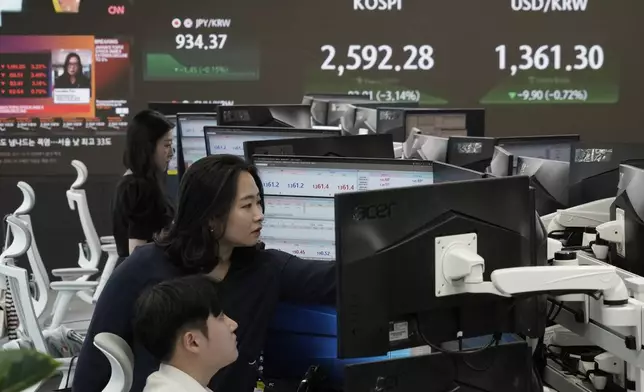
[175,33,228,50]
[320,44,435,76]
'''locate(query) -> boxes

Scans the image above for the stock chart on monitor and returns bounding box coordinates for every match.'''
[255,157,433,261]
[0,0,642,140]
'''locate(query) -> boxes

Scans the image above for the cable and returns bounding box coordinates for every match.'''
[415,316,500,356]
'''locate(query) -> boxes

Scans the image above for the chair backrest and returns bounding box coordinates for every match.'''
[94,332,135,392]
[12,214,51,319]
[0,217,48,354]
[68,160,101,269]
[12,182,51,319]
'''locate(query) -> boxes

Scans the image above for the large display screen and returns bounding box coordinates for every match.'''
[0,35,132,125]
[0,0,642,140]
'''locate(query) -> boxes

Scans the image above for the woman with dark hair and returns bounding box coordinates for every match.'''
[54,52,91,89]
[72,154,335,392]
[111,109,175,258]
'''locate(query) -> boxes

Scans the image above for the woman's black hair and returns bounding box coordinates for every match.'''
[155,154,265,274]
[123,109,173,181]
[63,52,82,75]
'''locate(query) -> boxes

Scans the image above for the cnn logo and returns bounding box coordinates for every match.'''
[108,5,125,14]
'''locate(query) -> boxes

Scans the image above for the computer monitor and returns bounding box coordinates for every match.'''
[244,134,394,161]
[307,96,377,127]
[516,156,570,216]
[403,134,448,161]
[204,126,338,158]
[345,341,534,392]
[334,176,538,358]
[217,104,312,129]
[446,137,496,173]
[610,164,644,276]
[256,155,434,383]
[403,108,485,142]
[176,113,218,175]
[488,146,514,177]
[569,142,644,207]
[433,161,485,183]
[341,103,419,137]
[496,135,579,164]
[255,155,434,261]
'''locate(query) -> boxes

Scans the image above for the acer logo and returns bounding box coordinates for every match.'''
[352,202,396,221]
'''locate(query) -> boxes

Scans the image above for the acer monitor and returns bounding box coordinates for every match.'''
[217,104,312,129]
[204,126,339,158]
[255,155,433,381]
[334,176,542,358]
[244,134,394,160]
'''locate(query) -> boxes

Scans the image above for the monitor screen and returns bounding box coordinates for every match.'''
[254,156,434,261]
[217,104,312,128]
[404,109,485,141]
[205,126,340,158]
[245,134,394,160]
[176,113,218,171]
[496,135,579,163]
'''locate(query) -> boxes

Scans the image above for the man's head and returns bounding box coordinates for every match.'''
[133,275,238,373]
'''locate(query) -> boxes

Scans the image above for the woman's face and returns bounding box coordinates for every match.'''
[154,130,174,171]
[222,172,264,247]
[66,56,80,76]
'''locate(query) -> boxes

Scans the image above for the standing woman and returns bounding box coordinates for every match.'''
[112,109,175,258]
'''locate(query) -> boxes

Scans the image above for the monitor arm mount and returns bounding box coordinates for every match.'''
[542,197,614,234]
[434,233,640,349]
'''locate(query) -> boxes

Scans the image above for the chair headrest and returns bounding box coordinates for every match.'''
[70,160,89,189]
[1,216,31,260]
[14,181,36,215]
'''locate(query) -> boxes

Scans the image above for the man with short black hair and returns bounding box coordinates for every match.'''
[133,275,238,392]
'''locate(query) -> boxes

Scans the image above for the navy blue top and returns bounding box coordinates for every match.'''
[71,244,336,392]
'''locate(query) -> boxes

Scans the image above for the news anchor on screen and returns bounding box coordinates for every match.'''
[54,52,91,89]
